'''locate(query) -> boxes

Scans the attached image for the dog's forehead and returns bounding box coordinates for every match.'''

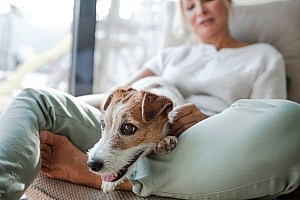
[114,90,143,104]
[105,91,144,120]
[105,90,169,125]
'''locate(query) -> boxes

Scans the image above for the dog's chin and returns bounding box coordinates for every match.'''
[100,150,145,183]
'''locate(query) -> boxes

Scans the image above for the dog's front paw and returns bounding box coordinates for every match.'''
[101,181,120,193]
[154,136,178,155]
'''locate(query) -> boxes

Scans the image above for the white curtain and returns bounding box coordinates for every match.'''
[93,0,170,93]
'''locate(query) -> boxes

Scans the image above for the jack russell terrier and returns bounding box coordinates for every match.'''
[87,77,185,193]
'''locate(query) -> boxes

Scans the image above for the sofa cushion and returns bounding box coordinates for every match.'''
[25,174,175,200]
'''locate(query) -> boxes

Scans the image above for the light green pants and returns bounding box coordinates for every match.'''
[0,88,299,200]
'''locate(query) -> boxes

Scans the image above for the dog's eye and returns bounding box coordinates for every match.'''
[121,123,137,135]
[100,120,105,130]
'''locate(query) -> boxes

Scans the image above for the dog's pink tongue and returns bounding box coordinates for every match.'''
[101,173,116,182]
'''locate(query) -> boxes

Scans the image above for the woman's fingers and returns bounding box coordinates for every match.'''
[172,103,194,122]
[170,121,196,137]
[169,103,207,137]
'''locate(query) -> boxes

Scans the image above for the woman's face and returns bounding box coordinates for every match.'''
[181,0,230,41]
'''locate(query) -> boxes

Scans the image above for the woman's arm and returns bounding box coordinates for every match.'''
[77,68,156,111]
[77,94,108,110]
[123,68,156,86]
[250,49,287,99]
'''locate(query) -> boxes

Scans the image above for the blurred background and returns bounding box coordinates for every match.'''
[0,0,281,108]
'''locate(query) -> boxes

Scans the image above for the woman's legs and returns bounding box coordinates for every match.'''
[0,88,101,200]
[131,99,300,199]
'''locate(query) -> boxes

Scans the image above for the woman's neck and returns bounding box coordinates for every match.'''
[201,32,248,50]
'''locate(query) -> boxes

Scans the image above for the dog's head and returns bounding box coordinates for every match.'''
[87,87,173,183]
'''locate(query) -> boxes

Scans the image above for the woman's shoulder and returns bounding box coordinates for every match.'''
[245,43,285,72]
[243,43,282,56]
[229,43,283,63]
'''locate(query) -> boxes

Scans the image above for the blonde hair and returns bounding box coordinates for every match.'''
[171,0,233,45]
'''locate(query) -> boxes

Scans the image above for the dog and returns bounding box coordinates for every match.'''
[87,77,185,193]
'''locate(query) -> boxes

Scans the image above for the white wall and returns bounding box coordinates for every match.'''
[233,0,285,5]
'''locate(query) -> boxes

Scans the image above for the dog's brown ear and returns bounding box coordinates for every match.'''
[103,93,114,111]
[103,87,136,111]
[142,92,173,123]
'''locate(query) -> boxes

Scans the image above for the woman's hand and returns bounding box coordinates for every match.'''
[168,103,208,137]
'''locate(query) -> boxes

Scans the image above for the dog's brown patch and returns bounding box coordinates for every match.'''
[103,87,135,111]
[103,88,173,150]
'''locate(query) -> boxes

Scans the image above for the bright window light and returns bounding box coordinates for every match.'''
[10,0,73,27]
[119,0,143,20]
[96,0,111,21]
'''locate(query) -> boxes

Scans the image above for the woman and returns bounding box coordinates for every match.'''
[0,0,299,199]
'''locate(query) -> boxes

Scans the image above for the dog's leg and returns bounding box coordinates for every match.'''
[154,136,178,155]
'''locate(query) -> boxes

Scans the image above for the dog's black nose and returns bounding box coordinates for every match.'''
[87,159,104,172]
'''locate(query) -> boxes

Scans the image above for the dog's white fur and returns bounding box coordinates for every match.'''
[87,77,185,193]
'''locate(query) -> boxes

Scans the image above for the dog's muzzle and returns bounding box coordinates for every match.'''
[87,149,144,182]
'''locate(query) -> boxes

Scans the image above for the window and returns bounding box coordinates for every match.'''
[93,0,167,93]
[0,0,73,106]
